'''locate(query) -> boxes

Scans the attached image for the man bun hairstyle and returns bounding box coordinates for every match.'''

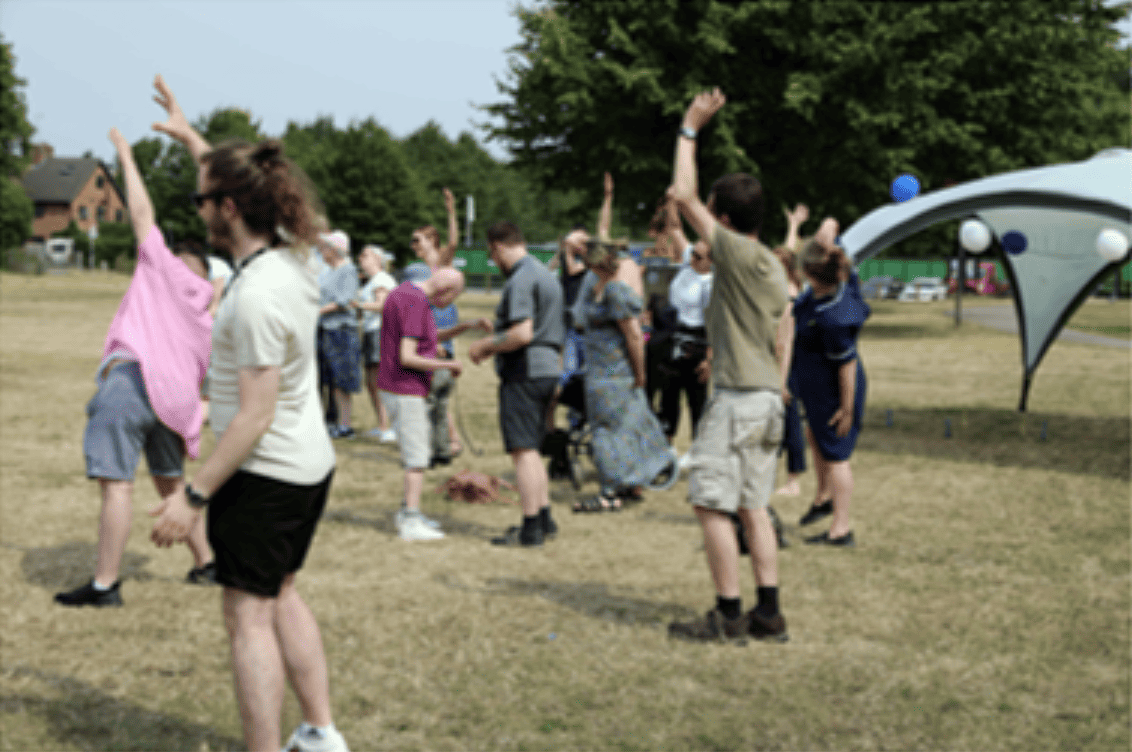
[799,236,850,286]
[200,138,321,248]
[708,173,765,235]
[486,221,525,248]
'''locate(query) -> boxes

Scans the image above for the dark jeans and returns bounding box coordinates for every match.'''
[656,355,708,439]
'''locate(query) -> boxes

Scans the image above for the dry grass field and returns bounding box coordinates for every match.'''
[1,270,1128,751]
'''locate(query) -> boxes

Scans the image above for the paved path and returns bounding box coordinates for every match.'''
[960,304,1131,349]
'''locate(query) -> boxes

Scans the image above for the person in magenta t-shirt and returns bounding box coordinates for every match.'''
[55,127,216,608]
[377,269,464,541]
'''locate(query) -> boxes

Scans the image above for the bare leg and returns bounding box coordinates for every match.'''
[224,587,285,752]
[94,479,133,586]
[333,389,352,428]
[274,574,333,729]
[695,506,741,598]
[805,426,831,505]
[364,366,389,431]
[511,448,548,516]
[446,409,461,454]
[825,460,854,538]
[154,476,212,568]
[737,506,779,586]
[403,468,424,512]
[775,473,801,496]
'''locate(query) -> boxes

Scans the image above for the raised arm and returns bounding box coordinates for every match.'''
[151,75,210,165]
[669,88,726,243]
[441,187,458,266]
[597,172,614,241]
[783,203,809,252]
[110,128,154,240]
[665,198,690,262]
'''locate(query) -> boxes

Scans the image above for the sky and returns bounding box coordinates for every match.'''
[1,0,523,164]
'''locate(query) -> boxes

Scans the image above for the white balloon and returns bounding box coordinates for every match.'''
[1096,228,1129,263]
[959,219,991,253]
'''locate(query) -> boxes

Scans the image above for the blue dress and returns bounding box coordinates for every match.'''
[582,280,672,495]
[792,273,870,461]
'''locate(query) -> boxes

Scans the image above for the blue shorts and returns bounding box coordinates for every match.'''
[83,361,184,481]
[318,327,361,392]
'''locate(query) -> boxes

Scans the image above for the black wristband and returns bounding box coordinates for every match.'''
[185,484,209,510]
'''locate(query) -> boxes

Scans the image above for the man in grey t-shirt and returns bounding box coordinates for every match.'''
[470,222,564,547]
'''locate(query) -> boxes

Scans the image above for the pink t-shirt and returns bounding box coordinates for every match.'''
[101,226,213,458]
[377,281,437,397]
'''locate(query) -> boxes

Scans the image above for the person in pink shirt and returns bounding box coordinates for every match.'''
[55,126,215,608]
[378,268,465,542]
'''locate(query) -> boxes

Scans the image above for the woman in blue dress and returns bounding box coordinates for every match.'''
[573,240,672,512]
[791,218,870,547]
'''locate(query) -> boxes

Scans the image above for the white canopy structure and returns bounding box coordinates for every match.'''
[839,149,1132,410]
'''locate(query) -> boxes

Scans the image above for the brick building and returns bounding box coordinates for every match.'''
[20,157,126,240]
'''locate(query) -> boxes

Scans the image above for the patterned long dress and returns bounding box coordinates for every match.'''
[581,280,672,495]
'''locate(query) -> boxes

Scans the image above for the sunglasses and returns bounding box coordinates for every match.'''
[189,189,226,208]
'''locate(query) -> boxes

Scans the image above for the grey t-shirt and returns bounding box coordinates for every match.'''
[318,259,359,330]
[495,254,565,380]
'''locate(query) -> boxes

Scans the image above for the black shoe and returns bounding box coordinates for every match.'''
[799,499,833,526]
[55,579,123,607]
[186,562,218,585]
[429,455,452,469]
[491,525,544,547]
[331,425,355,439]
[804,530,855,547]
[542,516,558,539]
[668,608,749,644]
[748,609,789,642]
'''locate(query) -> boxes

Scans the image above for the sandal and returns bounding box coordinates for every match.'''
[572,495,621,513]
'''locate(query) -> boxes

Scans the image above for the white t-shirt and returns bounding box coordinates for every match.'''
[357,271,396,332]
[668,245,713,328]
[209,249,335,485]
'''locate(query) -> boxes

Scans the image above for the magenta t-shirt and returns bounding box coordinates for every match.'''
[101,226,214,458]
[377,281,438,397]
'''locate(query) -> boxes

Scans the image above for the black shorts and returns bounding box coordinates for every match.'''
[207,469,334,597]
[499,377,559,453]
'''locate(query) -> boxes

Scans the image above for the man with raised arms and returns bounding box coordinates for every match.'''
[666,88,790,644]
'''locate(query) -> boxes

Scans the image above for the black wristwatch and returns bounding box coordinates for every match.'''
[679,126,697,140]
[185,484,209,510]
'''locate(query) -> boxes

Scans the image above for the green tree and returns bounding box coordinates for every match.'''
[0,178,33,250]
[484,0,1131,254]
[0,35,34,179]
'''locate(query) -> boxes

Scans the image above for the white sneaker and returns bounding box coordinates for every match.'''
[379,428,397,443]
[282,722,350,752]
[396,505,441,529]
[397,511,445,541]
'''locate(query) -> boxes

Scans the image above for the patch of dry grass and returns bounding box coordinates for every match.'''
[1,271,1128,751]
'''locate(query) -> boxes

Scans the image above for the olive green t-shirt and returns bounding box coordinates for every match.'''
[705,224,788,390]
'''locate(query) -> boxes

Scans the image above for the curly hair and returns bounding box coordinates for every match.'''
[200,139,322,248]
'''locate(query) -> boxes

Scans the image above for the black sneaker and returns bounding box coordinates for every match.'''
[186,562,218,585]
[668,608,749,644]
[491,525,544,547]
[799,499,833,526]
[748,609,789,642]
[55,579,123,607]
[429,455,452,469]
[804,530,855,547]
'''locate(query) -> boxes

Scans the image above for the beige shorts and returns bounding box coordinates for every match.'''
[381,392,430,469]
[687,387,783,513]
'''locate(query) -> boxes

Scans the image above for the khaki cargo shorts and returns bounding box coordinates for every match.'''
[686,387,783,513]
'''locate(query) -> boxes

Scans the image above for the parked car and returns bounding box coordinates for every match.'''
[898,276,948,301]
[861,275,898,300]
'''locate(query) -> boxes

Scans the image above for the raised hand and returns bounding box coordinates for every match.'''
[443,187,455,213]
[784,203,809,227]
[151,75,210,162]
[682,87,726,132]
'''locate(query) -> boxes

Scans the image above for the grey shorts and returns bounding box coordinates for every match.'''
[381,392,430,469]
[686,388,783,513]
[83,361,184,481]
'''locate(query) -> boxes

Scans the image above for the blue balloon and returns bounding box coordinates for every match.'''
[890,173,920,202]
[1002,230,1028,255]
